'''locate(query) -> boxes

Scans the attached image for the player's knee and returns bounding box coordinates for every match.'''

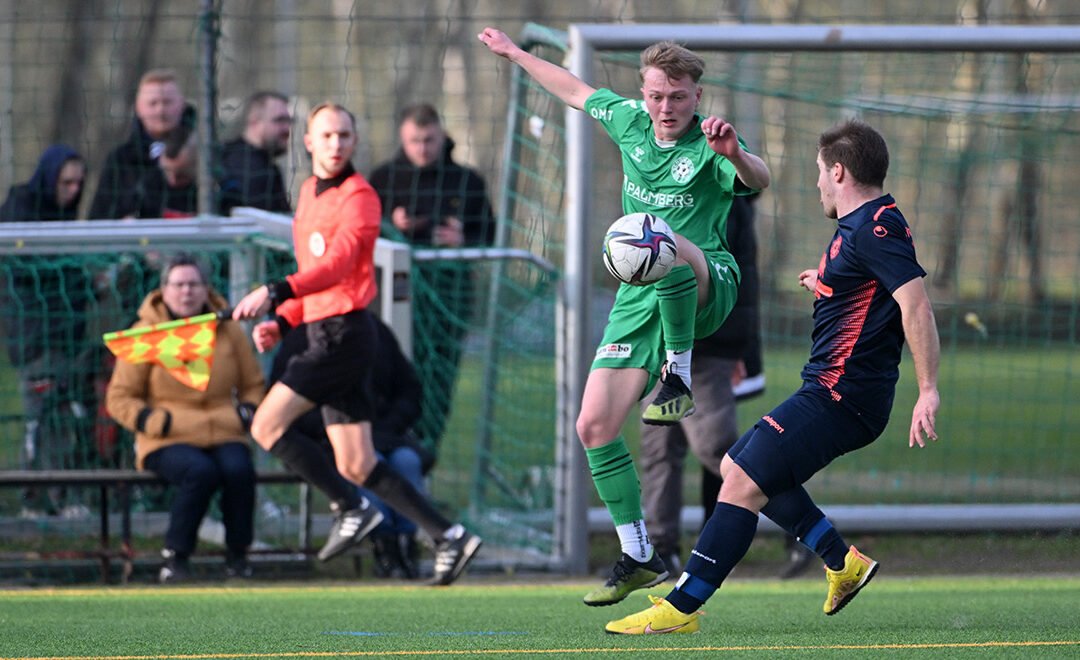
[719,453,736,479]
[575,412,615,449]
[719,463,767,511]
[249,414,286,452]
[336,454,375,485]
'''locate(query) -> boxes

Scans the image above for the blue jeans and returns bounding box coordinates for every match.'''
[358,447,424,536]
[143,441,255,557]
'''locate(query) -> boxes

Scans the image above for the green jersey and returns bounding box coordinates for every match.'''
[584,88,754,253]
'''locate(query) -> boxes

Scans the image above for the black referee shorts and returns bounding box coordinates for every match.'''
[279,309,376,426]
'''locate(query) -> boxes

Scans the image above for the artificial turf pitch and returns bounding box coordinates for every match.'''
[1,576,1078,659]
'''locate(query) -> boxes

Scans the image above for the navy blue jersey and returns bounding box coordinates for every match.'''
[801,194,926,415]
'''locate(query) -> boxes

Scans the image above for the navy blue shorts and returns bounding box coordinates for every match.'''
[279,309,375,426]
[728,384,889,498]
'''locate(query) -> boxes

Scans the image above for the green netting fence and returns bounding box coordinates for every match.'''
[509,25,1080,516]
[2,5,1080,584]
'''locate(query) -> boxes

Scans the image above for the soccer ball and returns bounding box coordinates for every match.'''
[601,212,678,285]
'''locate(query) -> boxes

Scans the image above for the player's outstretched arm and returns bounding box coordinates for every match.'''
[893,277,941,448]
[478,27,596,111]
[701,116,771,191]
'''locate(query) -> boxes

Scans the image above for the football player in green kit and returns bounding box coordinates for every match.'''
[479,27,771,606]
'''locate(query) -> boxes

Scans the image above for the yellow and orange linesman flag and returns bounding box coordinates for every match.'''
[102,309,231,391]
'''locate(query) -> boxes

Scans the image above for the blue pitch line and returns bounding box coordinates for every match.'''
[326,631,529,637]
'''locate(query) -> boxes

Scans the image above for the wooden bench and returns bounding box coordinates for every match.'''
[0,469,311,582]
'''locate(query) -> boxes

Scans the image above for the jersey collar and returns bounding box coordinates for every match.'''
[315,163,356,196]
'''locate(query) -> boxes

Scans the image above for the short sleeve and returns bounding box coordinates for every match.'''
[855,211,926,293]
[584,88,649,145]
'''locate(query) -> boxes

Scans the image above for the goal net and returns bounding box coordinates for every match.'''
[503,23,1080,567]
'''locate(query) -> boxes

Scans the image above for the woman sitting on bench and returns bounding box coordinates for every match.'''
[105,253,266,583]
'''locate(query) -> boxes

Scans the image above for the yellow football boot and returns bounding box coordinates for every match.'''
[824,545,879,615]
[604,595,700,635]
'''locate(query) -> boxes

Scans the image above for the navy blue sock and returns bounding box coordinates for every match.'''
[761,486,847,570]
[665,502,758,614]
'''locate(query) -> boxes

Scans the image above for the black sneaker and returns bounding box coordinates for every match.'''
[159,549,190,584]
[398,532,421,580]
[429,526,482,586]
[317,499,385,562]
[370,532,404,578]
[225,553,253,579]
[780,541,817,580]
[659,550,682,578]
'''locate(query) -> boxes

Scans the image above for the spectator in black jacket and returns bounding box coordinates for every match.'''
[131,125,199,219]
[89,69,195,219]
[218,91,293,215]
[367,103,495,452]
[1,144,96,516]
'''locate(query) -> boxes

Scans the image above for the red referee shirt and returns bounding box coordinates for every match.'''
[276,171,381,327]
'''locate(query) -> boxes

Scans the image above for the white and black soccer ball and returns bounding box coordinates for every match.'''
[601,212,678,286]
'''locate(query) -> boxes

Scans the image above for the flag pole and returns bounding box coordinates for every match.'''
[102,308,233,344]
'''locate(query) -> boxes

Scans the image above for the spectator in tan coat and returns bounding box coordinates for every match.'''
[106,253,265,583]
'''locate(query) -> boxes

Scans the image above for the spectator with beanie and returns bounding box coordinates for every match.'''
[1,144,94,516]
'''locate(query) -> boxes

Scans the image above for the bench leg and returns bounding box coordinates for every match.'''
[99,484,110,583]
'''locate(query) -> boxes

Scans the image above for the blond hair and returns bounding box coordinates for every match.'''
[307,102,356,132]
[138,69,179,90]
[639,41,705,84]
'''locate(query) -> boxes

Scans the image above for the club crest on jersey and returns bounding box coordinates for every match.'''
[309,231,327,257]
[670,156,694,184]
[830,236,842,259]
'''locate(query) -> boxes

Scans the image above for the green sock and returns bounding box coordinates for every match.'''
[656,263,697,352]
[585,437,643,526]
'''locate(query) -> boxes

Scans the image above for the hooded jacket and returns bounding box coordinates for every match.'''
[89,104,197,219]
[105,287,265,469]
[0,144,83,222]
[0,144,91,367]
[367,136,495,246]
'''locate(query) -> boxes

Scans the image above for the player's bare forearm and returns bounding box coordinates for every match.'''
[728,148,771,191]
[478,27,595,110]
[701,117,771,191]
[894,278,941,447]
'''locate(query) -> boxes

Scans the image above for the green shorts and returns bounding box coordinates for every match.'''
[591,248,740,392]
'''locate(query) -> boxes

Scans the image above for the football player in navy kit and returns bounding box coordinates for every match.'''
[606,119,940,634]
